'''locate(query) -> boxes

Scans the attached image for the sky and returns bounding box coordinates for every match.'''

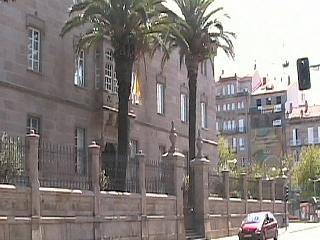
[166,0,320,105]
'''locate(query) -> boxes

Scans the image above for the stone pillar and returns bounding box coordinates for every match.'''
[89,141,101,240]
[164,122,185,240]
[240,173,248,214]
[191,130,210,238]
[137,151,148,240]
[271,179,276,213]
[222,170,230,235]
[26,130,41,240]
[257,177,263,210]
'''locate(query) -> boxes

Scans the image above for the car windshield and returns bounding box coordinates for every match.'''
[243,214,265,224]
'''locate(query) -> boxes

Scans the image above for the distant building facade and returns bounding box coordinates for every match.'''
[287,104,320,163]
[215,74,252,167]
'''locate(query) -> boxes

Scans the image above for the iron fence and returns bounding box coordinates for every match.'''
[208,173,224,198]
[247,178,259,199]
[262,180,272,200]
[38,141,90,190]
[275,181,284,200]
[102,157,140,193]
[0,136,29,186]
[229,176,242,198]
[145,159,174,195]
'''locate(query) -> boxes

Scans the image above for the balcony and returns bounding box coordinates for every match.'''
[250,104,285,114]
[219,127,247,135]
[216,91,250,99]
[289,139,302,147]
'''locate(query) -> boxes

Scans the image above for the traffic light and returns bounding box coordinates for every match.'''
[284,185,289,202]
[297,58,311,90]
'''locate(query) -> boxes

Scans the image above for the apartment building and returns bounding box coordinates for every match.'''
[0,1,217,172]
[249,83,287,168]
[287,104,320,162]
[215,74,252,167]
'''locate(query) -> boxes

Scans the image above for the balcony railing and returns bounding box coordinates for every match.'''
[219,127,247,134]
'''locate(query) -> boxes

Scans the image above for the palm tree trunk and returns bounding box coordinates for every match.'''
[186,56,199,209]
[114,51,134,191]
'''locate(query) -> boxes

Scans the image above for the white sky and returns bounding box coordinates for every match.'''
[166,0,320,105]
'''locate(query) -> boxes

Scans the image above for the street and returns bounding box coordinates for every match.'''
[217,222,320,240]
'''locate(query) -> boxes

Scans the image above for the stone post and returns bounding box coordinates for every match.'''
[164,122,185,240]
[89,141,101,240]
[271,179,276,213]
[25,130,41,240]
[256,177,263,210]
[191,130,210,238]
[240,173,248,214]
[137,151,147,240]
[222,169,230,235]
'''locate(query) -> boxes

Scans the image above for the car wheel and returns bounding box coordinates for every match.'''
[274,230,278,240]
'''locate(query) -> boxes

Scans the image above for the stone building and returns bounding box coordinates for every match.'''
[0,1,217,172]
[287,104,320,162]
[249,83,287,168]
[215,74,252,167]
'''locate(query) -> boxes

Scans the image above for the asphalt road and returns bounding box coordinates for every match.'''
[217,222,320,240]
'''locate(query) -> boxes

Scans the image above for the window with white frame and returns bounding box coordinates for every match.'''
[200,102,208,129]
[237,102,241,109]
[95,50,101,89]
[227,84,231,95]
[223,121,227,130]
[216,121,219,131]
[232,138,237,150]
[26,116,40,134]
[308,127,314,144]
[239,119,244,132]
[156,83,165,114]
[227,120,231,130]
[231,120,236,130]
[241,101,245,109]
[223,104,226,111]
[217,105,221,112]
[231,103,235,110]
[292,128,298,145]
[74,50,85,87]
[222,86,226,95]
[239,138,245,150]
[27,27,40,72]
[180,93,188,122]
[75,127,86,174]
[104,48,118,93]
[230,84,235,94]
[227,103,231,111]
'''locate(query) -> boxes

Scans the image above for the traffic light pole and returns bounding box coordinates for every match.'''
[285,200,287,231]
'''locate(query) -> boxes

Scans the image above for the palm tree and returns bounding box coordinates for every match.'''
[162,0,235,161]
[61,0,166,189]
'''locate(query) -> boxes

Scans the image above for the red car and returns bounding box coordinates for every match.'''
[238,211,278,240]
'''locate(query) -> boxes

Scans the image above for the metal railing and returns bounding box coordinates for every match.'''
[38,141,90,190]
[208,173,224,198]
[102,157,140,193]
[145,159,174,195]
[262,180,272,200]
[0,136,29,186]
[229,176,242,198]
[247,178,259,199]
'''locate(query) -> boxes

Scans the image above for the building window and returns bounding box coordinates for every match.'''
[231,103,235,110]
[223,121,227,130]
[227,120,231,130]
[26,116,40,134]
[180,93,188,122]
[266,97,272,105]
[27,27,40,72]
[292,128,298,145]
[308,127,314,144]
[75,128,86,174]
[156,83,165,115]
[216,121,219,131]
[231,120,236,130]
[95,50,101,89]
[239,138,245,151]
[230,84,235,94]
[217,105,221,112]
[237,102,241,109]
[222,86,226,96]
[104,48,118,93]
[256,99,261,107]
[200,102,208,129]
[227,84,231,95]
[223,104,226,111]
[74,50,85,87]
[227,103,231,111]
[241,101,244,109]
[130,139,139,159]
[276,96,282,104]
[232,138,237,150]
[239,119,244,132]
[131,72,142,105]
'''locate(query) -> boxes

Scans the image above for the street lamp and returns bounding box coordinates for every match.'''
[308,178,320,196]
